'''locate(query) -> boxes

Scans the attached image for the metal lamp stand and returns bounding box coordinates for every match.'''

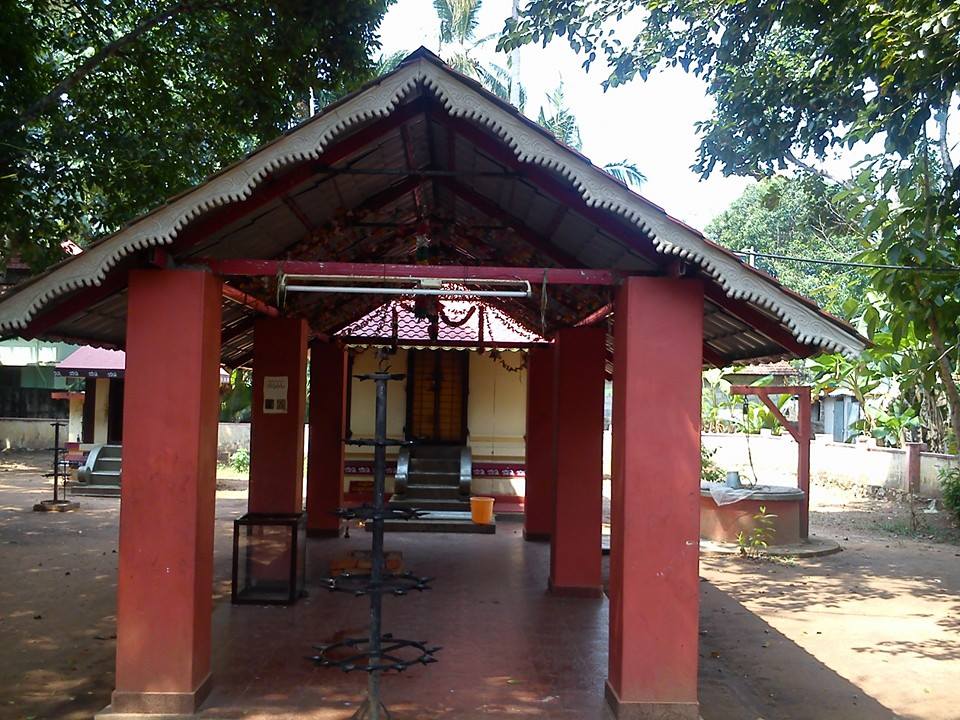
[34,420,79,512]
[310,371,439,720]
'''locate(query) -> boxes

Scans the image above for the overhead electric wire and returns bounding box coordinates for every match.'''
[732,250,960,273]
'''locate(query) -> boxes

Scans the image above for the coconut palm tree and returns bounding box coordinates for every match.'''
[537,81,647,191]
[433,0,524,109]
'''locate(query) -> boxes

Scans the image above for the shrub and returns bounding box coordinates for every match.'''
[738,505,777,558]
[230,448,251,474]
[940,466,960,523]
[701,445,724,484]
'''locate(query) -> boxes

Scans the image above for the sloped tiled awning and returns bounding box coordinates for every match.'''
[338,296,546,350]
[54,346,126,378]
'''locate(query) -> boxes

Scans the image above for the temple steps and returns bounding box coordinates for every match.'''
[71,444,122,497]
[385,445,495,533]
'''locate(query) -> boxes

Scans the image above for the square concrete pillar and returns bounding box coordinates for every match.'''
[524,344,555,541]
[104,269,222,716]
[548,325,605,596]
[305,340,348,536]
[249,317,308,514]
[607,276,703,720]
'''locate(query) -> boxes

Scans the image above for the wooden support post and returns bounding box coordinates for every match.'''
[729,385,813,539]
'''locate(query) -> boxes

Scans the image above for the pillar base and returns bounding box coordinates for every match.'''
[547,578,603,598]
[523,529,550,542]
[604,682,699,720]
[99,675,212,718]
[307,527,341,538]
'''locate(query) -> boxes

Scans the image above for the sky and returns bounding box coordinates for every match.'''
[376,0,754,231]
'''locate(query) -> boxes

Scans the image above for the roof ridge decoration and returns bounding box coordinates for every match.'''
[0,50,865,358]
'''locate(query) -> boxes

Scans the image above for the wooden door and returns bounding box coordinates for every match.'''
[406,350,468,444]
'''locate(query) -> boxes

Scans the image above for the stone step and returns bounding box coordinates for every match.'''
[409,445,461,460]
[407,472,459,488]
[373,511,495,534]
[400,484,462,500]
[98,445,123,459]
[390,497,469,512]
[90,470,121,486]
[70,484,121,497]
[97,457,122,467]
[409,458,459,473]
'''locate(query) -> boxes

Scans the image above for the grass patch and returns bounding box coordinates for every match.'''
[216,464,248,482]
[876,518,960,545]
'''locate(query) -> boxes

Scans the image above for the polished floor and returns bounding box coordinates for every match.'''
[202,518,611,719]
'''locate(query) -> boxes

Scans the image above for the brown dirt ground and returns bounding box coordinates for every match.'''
[1,451,958,720]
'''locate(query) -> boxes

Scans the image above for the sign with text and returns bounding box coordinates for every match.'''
[263,376,289,414]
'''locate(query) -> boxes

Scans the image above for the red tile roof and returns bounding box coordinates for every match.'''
[338,297,546,348]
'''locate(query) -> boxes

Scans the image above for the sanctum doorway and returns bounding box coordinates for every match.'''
[405,350,468,444]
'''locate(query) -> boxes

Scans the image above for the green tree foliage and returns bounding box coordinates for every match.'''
[501,0,960,449]
[500,2,959,168]
[706,175,866,314]
[1,0,390,270]
[220,368,252,422]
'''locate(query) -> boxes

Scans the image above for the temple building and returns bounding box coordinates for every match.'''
[0,48,865,719]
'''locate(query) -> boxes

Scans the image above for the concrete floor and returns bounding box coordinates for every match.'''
[205,526,609,719]
[2,453,959,719]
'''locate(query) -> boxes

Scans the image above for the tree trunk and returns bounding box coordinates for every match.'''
[927,313,960,452]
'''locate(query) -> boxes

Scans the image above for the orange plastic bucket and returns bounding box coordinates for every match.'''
[470,496,495,524]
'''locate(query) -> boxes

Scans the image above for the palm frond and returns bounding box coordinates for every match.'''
[536,81,582,150]
[603,160,647,190]
[446,50,481,80]
[478,66,510,101]
[482,62,526,111]
[373,50,409,76]
[434,0,481,45]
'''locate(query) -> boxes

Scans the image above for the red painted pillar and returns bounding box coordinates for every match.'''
[548,325,605,596]
[524,344,555,541]
[607,276,702,720]
[110,269,221,715]
[306,340,347,536]
[248,317,308,514]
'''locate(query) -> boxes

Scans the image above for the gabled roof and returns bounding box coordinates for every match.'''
[338,296,545,349]
[0,47,866,365]
[54,346,125,377]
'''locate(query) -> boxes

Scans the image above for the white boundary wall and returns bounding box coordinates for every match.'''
[702,432,956,498]
[0,418,63,450]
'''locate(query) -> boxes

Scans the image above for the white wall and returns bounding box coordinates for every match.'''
[218,422,251,461]
[467,351,526,460]
[702,432,955,498]
[348,348,408,459]
[0,418,62,450]
[93,377,110,444]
